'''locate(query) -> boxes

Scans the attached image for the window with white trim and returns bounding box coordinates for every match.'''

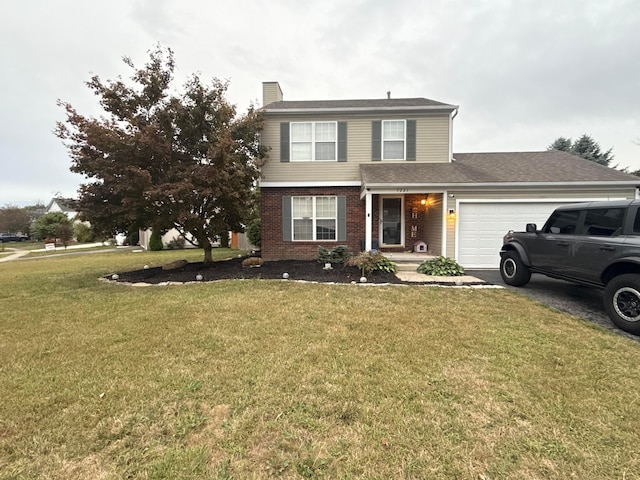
[382,120,406,160]
[292,196,337,241]
[291,122,337,161]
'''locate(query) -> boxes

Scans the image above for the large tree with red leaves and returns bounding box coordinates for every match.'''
[56,46,266,263]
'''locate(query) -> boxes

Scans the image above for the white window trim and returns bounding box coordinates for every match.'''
[290,121,338,162]
[292,195,338,241]
[381,119,406,161]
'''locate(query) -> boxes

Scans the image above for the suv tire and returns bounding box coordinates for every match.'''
[500,251,531,287]
[604,274,640,335]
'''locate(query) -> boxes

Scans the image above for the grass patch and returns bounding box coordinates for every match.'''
[1,250,640,478]
[24,245,126,258]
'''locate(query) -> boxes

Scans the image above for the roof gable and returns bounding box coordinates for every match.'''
[45,197,78,213]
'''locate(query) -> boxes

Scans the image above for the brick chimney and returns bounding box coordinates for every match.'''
[262,81,283,107]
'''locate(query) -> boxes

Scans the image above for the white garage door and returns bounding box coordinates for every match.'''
[457,202,575,269]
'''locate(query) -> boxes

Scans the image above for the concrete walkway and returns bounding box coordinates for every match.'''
[382,251,485,284]
[0,242,109,263]
[0,248,29,262]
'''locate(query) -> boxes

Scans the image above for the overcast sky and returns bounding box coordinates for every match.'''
[1,0,639,206]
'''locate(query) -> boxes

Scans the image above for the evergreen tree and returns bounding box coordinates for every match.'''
[548,134,614,167]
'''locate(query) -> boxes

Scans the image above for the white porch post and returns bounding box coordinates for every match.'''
[365,192,373,251]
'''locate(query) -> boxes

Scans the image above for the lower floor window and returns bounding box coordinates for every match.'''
[292,196,337,241]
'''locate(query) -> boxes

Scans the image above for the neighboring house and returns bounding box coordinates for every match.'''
[45,198,78,221]
[138,229,255,250]
[138,228,195,249]
[259,81,640,268]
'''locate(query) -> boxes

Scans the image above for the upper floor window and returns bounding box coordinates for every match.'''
[382,120,406,160]
[372,120,416,161]
[291,122,337,161]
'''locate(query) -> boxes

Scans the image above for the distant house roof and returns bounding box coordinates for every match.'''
[45,198,78,214]
[263,97,458,113]
[360,151,640,187]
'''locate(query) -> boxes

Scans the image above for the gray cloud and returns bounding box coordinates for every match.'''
[1,0,638,205]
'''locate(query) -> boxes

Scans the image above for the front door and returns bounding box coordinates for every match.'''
[381,197,403,246]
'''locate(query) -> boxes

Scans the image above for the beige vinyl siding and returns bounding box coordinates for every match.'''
[260,112,451,183]
[422,193,443,255]
[262,82,283,106]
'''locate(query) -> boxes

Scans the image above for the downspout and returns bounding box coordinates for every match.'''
[449,108,458,162]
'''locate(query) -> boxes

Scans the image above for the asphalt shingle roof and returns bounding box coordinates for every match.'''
[360,151,640,185]
[264,97,457,111]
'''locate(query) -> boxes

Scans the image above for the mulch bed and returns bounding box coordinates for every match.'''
[108,257,405,285]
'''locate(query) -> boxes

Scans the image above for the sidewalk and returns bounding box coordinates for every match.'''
[0,242,109,263]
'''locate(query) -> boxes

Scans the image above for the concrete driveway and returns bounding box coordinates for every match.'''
[466,269,639,341]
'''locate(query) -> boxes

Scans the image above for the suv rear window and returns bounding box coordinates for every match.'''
[583,208,625,236]
[543,210,580,234]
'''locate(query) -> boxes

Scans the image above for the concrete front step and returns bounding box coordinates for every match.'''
[395,262,422,272]
[382,252,435,263]
[382,252,432,273]
[379,252,485,284]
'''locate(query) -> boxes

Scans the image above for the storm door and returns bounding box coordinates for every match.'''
[380,197,403,246]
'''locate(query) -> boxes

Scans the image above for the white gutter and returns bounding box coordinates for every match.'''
[264,105,459,114]
[362,181,640,189]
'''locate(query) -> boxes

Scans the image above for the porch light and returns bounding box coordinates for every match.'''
[448,208,456,218]
[420,198,427,205]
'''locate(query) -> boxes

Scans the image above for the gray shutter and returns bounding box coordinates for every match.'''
[337,196,347,241]
[337,122,347,162]
[280,123,290,162]
[406,120,416,161]
[372,121,381,161]
[282,196,292,240]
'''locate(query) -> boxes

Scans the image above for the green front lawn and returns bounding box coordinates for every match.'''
[1,249,639,479]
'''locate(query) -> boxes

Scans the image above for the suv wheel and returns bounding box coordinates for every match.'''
[604,274,640,335]
[500,251,531,287]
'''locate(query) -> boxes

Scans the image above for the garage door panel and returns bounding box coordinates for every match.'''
[458,202,571,268]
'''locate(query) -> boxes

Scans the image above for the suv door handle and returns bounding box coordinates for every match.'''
[600,245,616,251]
[556,241,569,247]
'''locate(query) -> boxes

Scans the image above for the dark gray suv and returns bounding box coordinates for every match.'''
[500,200,640,335]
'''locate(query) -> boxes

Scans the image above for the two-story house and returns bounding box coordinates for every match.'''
[259,82,639,268]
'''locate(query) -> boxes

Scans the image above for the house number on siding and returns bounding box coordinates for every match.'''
[396,188,408,193]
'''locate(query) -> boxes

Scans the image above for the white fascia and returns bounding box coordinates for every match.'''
[363,181,640,189]
[264,105,459,114]
[259,180,361,188]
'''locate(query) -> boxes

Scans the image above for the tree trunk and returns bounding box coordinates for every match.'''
[203,241,213,264]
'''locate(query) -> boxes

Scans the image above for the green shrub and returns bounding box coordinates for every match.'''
[73,222,95,243]
[247,218,261,248]
[148,230,164,251]
[317,245,352,265]
[32,212,70,241]
[417,256,465,276]
[166,236,186,250]
[347,251,397,276]
[127,230,140,246]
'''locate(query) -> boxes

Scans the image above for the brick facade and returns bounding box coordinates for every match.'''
[261,186,365,260]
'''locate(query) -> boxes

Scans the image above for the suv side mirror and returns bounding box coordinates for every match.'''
[526,223,537,233]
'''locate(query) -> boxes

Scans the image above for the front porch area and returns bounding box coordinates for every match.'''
[362,192,447,257]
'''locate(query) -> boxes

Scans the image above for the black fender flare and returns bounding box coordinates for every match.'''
[500,243,531,267]
[601,257,640,285]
